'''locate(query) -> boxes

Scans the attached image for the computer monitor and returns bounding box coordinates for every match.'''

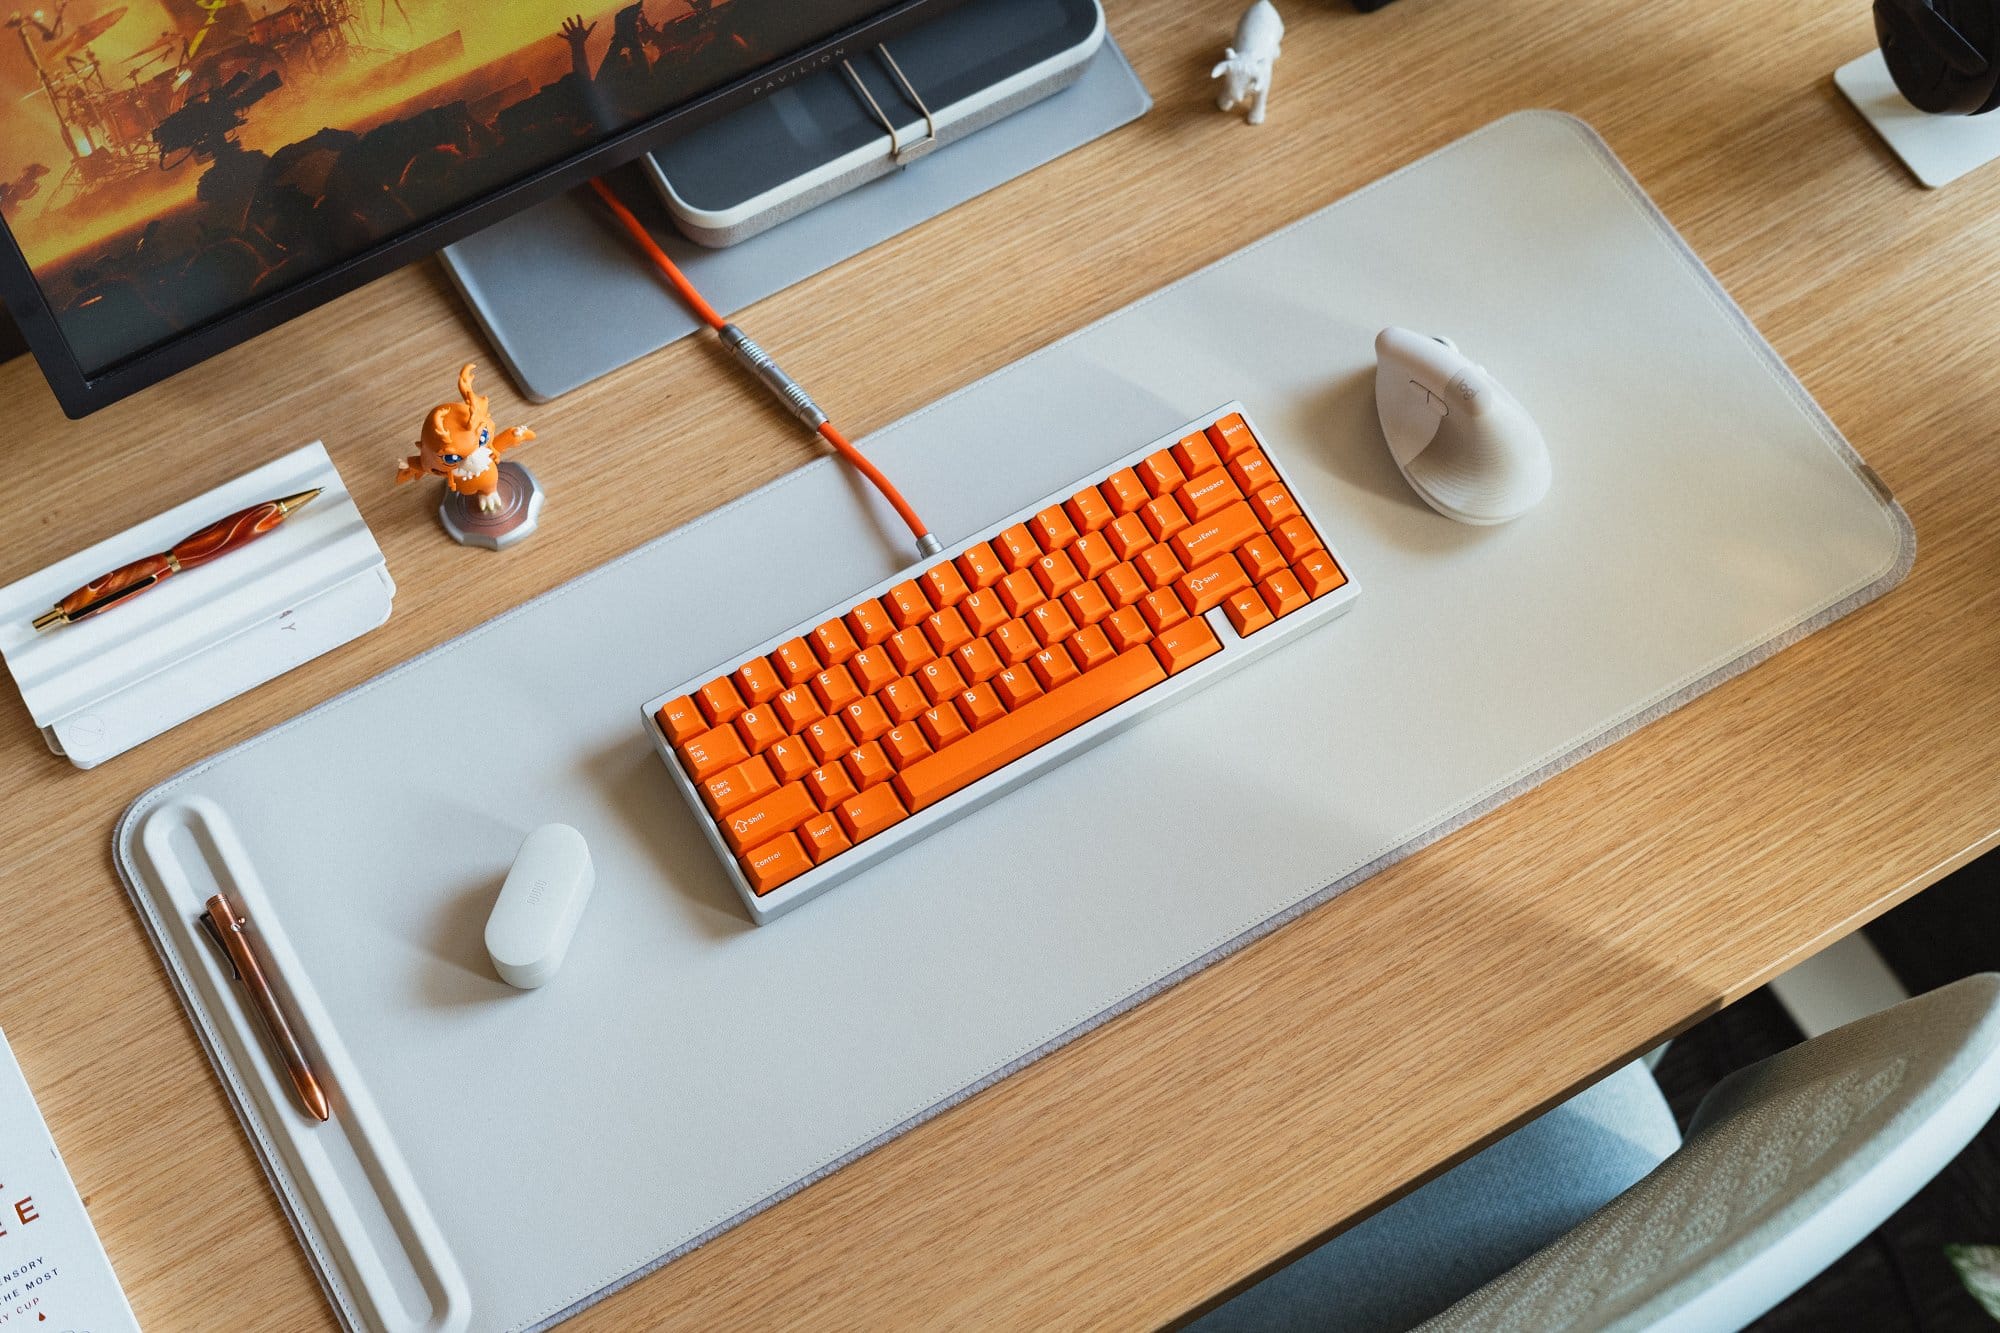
[0,0,961,417]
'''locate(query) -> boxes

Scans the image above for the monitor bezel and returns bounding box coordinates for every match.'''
[0,0,958,418]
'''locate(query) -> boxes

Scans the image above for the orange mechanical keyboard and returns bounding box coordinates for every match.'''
[643,404,1358,922]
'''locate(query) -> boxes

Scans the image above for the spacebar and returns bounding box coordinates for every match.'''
[892,648,1169,813]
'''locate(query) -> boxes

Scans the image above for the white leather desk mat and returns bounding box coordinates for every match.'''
[115,112,1911,1333]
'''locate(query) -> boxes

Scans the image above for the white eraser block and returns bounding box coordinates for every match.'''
[484,825,595,989]
[0,1029,141,1332]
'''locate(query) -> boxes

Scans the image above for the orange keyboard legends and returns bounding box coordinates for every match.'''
[643,404,1358,922]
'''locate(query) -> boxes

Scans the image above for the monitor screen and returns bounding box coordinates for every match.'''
[0,0,946,413]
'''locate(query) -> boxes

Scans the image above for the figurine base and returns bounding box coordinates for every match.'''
[1835,48,2000,188]
[440,462,543,550]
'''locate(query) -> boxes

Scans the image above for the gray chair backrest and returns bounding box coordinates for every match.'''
[1419,973,2000,1332]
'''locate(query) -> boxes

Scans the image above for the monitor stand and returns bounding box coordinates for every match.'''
[438,34,1149,404]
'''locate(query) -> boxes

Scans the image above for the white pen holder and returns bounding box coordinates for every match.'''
[0,442,392,768]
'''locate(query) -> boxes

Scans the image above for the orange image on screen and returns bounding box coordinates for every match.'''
[0,0,878,374]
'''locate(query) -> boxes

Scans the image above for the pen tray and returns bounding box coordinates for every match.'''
[128,797,469,1333]
[115,113,1912,1333]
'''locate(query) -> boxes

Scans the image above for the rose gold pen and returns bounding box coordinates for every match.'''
[198,890,332,1123]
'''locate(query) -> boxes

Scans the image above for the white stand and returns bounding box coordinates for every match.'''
[0,443,393,768]
[1835,48,2000,188]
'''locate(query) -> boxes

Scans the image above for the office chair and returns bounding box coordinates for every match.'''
[1193,973,2000,1332]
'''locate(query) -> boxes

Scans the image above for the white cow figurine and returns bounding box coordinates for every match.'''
[1212,1,1284,126]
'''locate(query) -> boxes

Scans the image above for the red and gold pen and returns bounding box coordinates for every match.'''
[32,488,322,632]
[198,891,332,1123]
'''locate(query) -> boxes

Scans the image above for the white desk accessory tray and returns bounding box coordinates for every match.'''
[116,113,1910,1333]
[0,443,392,768]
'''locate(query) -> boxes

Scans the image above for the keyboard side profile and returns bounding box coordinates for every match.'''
[642,403,1359,923]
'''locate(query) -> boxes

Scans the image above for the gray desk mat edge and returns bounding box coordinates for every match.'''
[111,110,1915,1332]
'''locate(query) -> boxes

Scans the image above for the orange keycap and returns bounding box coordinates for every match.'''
[697,677,744,725]
[1103,468,1149,514]
[893,647,1167,813]
[1171,429,1222,478]
[919,657,966,703]
[1249,482,1302,529]
[1140,494,1190,543]
[886,626,936,674]
[1177,552,1252,616]
[1207,412,1259,460]
[921,561,970,609]
[804,715,852,765]
[996,524,1042,571]
[811,663,861,713]
[1064,485,1116,534]
[1170,500,1262,568]
[1260,569,1310,618]
[991,619,1039,664]
[997,569,1047,617]
[741,834,812,895]
[1067,623,1116,672]
[849,645,896,694]
[957,541,1007,590]
[1029,504,1079,552]
[1032,548,1083,599]
[701,754,777,816]
[1139,588,1189,632]
[923,605,973,655]
[836,784,907,843]
[1295,550,1349,598]
[734,658,782,705]
[957,682,1006,730]
[806,762,858,810]
[1105,512,1154,561]
[1029,644,1080,690]
[1224,587,1275,636]
[1137,449,1185,496]
[992,664,1043,709]
[1273,516,1325,564]
[846,598,896,647]
[1151,617,1223,674]
[656,696,704,745]
[959,587,1008,636]
[844,741,894,790]
[886,580,933,627]
[1238,533,1285,581]
[800,813,852,865]
[735,704,785,754]
[1062,580,1113,627]
[881,676,928,722]
[954,637,1003,683]
[883,724,933,769]
[812,618,859,666]
[681,725,748,781]
[719,781,818,854]
[1227,447,1276,495]
[1104,605,1153,652]
[1175,469,1242,521]
[773,638,820,685]
[1099,562,1149,608]
[773,684,822,733]
[919,702,969,750]
[1069,530,1117,579]
[842,694,892,743]
[767,735,814,783]
[1029,600,1077,646]
[1135,545,1184,589]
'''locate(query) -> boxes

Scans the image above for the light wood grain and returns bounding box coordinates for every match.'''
[0,0,1994,1328]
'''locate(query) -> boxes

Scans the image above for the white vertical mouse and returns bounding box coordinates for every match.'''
[1373,327,1551,525]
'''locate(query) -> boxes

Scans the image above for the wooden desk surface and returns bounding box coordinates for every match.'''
[2,0,1996,1327]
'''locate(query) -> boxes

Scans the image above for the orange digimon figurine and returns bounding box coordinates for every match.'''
[398,363,534,514]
